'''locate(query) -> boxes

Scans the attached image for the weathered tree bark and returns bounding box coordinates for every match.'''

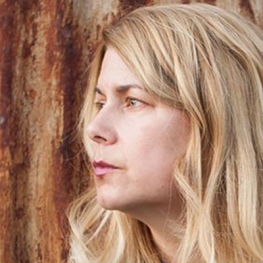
[0,0,262,262]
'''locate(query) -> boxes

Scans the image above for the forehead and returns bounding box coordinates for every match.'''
[97,48,141,88]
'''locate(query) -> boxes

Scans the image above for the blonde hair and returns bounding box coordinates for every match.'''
[68,4,263,263]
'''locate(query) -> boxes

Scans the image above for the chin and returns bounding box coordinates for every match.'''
[96,193,122,210]
[96,194,135,213]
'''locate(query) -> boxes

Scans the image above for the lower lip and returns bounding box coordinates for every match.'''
[94,167,117,177]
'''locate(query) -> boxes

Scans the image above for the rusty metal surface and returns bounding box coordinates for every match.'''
[0,0,84,262]
[0,2,17,263]
[0,0,262,262]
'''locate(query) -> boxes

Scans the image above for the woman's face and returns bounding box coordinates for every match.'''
[87,47,190,220]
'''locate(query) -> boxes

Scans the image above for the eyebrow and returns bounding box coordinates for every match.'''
[94,84,142,95]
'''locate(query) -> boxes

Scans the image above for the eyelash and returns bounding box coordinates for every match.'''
[94,97,143,110]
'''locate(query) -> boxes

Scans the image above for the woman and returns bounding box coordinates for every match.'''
[68,4,263,263]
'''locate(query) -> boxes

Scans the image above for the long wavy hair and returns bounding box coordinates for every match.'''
[68,4,263,263]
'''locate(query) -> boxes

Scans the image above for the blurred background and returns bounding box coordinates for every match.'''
[0,0,262,262]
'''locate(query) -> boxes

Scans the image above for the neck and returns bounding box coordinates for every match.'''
[120,188,184,262]
[150,223,180,263]
[125,203,183,262]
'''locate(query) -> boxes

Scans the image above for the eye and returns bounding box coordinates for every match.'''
[126,97,143,107]
[94,100,106,110]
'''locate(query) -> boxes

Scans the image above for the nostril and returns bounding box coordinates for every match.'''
[86,123,99,141]
[86,122,109,144]
[93,135,107,143]
[86,115,117,145]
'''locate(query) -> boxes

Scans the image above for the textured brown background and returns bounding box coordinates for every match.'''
[0,0,262,262]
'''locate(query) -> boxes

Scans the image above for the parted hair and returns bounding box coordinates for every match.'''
[68,4,263,263]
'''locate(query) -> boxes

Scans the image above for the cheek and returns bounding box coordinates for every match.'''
[128,132,177,176]
[120,113,190,172]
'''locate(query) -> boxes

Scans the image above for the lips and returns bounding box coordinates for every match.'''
[92,161,119,177]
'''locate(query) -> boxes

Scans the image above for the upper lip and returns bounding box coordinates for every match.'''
[93,161,118,169]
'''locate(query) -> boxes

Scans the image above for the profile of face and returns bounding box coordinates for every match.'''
[87,47,190,220]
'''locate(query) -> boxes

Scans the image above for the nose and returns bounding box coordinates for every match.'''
[87,111,117,145]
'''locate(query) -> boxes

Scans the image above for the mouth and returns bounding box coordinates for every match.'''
[92,161,119,177]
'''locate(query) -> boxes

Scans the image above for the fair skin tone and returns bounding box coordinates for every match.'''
[86,47,190,262]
